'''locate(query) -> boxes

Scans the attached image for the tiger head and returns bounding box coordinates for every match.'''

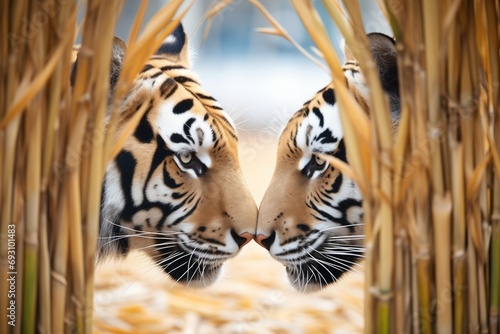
[75,24,258,286]
[255,33,399,291]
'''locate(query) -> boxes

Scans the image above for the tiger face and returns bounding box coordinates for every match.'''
[78,24,257,286]
[256,33,399,291]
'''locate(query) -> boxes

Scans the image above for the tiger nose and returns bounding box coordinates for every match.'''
[255,231,276,250]
[230,230,253,248]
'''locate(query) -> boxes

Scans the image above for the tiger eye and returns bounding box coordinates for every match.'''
[315,155,326,166]
[179,152,193,164]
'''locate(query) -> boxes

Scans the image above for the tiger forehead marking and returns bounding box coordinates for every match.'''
[293,87,343,172]
[256,33,399,292]
[91,23,257,287]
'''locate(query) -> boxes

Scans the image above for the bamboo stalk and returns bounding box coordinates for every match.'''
[22,95,42,334]
[82,2,122,332]
[1,1,189,332]
[432,194,452,333]
[51,188,69,334]
[282,0,498,332]
[13,175,25,334]
[38,199,51,333]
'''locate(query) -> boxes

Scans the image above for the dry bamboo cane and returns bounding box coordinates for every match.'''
[433,194,453,333]
[1,1,23,332]
[83,2,122,331]
[287,0,498,332]
[23,78,43,334]
[1,0,188,332]
[484,0,500,330]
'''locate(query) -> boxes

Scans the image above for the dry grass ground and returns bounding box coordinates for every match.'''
[93,133,365,333]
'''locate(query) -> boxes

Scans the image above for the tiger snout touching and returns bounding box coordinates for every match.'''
[256,33,400,291]
[73,23,258,286]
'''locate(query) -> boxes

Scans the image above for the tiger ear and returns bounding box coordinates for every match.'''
[154,23,189,67]
[343,33,400,116]
[108,37,127,97]
[70,36,127,101]
[366,33,399,104]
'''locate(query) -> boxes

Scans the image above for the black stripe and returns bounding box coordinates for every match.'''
[333,198,363,232]
[169,198,200,226]
[312,107,324,127]
[171,191,187,199]
[213,112,236,133]
[170,133,189,144]
[322,88,336,106]
[115,150,137,221]
[327,173,343,194]
[336,139,347,162]
[160,78,176,97]
[174,76,198,84]
[208,105,223,110]
[307,201,337,224]
[211,127,217,142]
[162,160,181,189]
[173,99,193,114]
[315,129,337,144]
[134,104,154,143]
[195,93,216,101]
[143,135,174,198]
[161,65,186,71]
[141,64,154,73]
[316,86,328,94]
[183,118,196,144]
[150,71,163,79]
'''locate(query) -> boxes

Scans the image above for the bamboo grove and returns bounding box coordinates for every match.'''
[0,0,189,333]
[285,0,499,332]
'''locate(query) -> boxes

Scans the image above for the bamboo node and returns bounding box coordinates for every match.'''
[51,271,68,286]
[447,95,477,120]
[75,45,94,58]
[71,295,84,310]
[426,123,444,140]
[25,232,39,246]
[369,287,393,301]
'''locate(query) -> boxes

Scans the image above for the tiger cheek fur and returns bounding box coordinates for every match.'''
[88,23,257,286]
[256,111,365,292]
[256,33,399,292]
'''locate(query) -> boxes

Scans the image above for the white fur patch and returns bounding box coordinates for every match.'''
[164,34,177,44]
[345,70,369,100]
[156,100,214,176]
[296,103,344,171]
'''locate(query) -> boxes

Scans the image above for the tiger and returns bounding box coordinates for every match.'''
[71,24,258,286]
[255,33,400,291]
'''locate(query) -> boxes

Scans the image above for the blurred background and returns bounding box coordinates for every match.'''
[93,1,389,333]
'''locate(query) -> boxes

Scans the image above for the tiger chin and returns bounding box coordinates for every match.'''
[256,33,400,292]
[71,24,258,287]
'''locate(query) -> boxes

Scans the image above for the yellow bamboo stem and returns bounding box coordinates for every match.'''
[433,193,453,333]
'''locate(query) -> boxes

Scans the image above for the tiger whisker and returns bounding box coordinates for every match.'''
[315,250,364,267]
[156,251,190,270]
[304,246,343,283]
[306,252,353,274]
[186,244,200,285]
[102,218,185,237]
[97,233,185,252]
[317,223,364,233]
